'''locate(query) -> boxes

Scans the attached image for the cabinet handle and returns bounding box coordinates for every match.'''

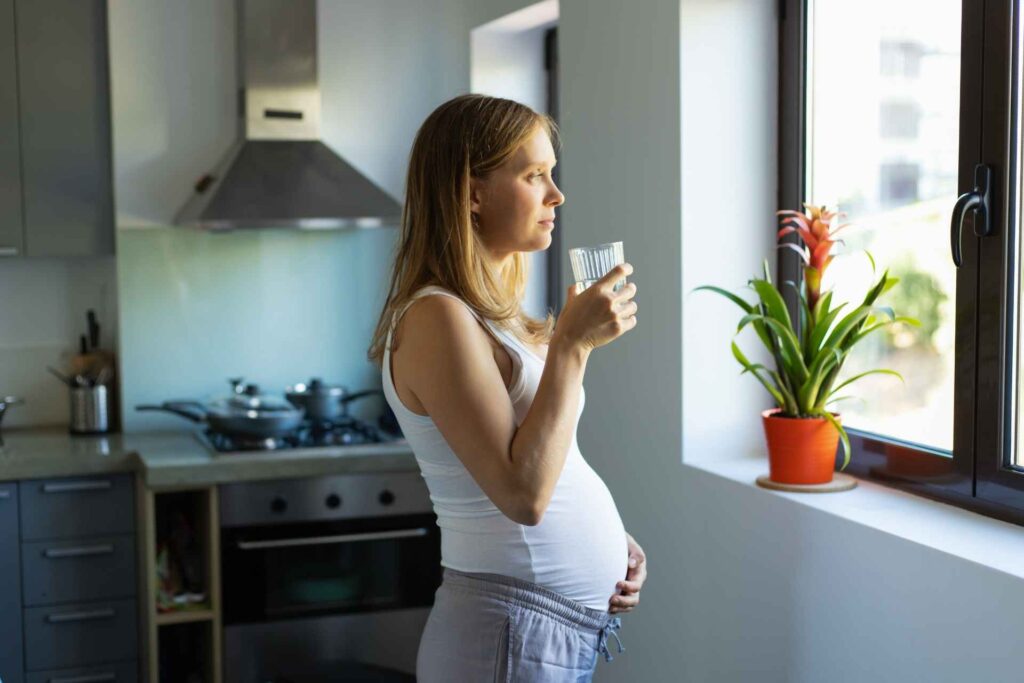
[46,607,116,623]
[42,479,113,494]
[0,246,18,256]
[44,543,114,559]
[0,490,10,499]
[237,527,429,550]
[49,673,117,683]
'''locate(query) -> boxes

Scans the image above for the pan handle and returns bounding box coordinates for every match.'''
[338,389,384,404]
[135,401,208,423]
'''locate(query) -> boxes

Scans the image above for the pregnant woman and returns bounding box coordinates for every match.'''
[368,94,648,682]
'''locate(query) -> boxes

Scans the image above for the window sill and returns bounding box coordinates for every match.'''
[682,455,1024,581]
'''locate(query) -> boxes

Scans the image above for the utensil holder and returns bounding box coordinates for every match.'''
[70,385,109,434]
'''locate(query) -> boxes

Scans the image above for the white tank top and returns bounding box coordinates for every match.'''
[381,286,628,611]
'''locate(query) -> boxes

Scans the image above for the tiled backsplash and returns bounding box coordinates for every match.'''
[118,226,398,432]
[0,256,118,428]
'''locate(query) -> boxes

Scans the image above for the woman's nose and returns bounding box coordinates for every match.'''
[547,184,565,206]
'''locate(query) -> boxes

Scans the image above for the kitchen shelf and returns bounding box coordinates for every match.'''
[138,480,222,683]
[155,607,215,626]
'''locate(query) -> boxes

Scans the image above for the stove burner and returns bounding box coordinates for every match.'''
[202,416,385,454]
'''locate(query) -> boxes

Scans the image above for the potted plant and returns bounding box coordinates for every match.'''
[696,205,918,485]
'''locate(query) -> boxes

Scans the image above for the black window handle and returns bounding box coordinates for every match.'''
[951,164,993,267]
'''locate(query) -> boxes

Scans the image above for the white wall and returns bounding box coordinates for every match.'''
[554,1,686,679]
[471,2,557,319]
[0,257,117,427]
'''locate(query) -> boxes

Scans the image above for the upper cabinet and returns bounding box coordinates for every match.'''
[1,0,113,259]
[0,0,23,257]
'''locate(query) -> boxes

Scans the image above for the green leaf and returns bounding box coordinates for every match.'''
[828,368,904,397]
[865,250,876,274]
[813,290,833,325]
[750,279,794,332]
[692,285,754,313]
[731,342,786,408]
[807,302,848,356]
[752,315,810,385]
[822,411,851,471]
[822,305,872,351]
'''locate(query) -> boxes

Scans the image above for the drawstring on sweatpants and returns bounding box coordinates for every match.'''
[597,617,625,662]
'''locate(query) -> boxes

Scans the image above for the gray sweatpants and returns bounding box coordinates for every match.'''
[416,568,625,682]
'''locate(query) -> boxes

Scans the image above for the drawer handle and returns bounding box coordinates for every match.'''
[236,527,429,550]
[0,490,10,499]
[42,480,113,494]
[49,674,117,683]
[0,246,18,256]
[46,607,116,623]
[44,543,115,559]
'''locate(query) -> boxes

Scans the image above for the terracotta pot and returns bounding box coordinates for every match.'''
[761,409,840,484]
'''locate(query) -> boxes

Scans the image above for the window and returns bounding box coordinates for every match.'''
[780,0,1023,523]
[880,39,925,78]
[879,101,921,138]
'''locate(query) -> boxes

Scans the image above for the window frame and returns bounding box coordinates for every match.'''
[778,0,1024,525]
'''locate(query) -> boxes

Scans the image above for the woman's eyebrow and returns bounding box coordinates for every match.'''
[521,159,557,170]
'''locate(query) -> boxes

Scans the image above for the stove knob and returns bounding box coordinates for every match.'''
[270,496,288,514]
[325,493,342,509]
[378,489,395,506]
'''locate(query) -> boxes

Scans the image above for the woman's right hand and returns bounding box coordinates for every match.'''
[552,263,638,354]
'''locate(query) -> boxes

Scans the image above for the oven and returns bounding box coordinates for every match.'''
[219,471,441,682]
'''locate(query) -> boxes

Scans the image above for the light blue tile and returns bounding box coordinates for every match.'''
[118,227,397,431]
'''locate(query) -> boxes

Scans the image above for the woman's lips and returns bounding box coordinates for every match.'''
[539,219,555,228]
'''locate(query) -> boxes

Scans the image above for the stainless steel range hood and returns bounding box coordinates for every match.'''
[175,0,401,231]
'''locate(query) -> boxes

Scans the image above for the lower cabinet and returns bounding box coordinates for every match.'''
[23,599,137,671]
[9,474,139,682]
[0,482,24,683]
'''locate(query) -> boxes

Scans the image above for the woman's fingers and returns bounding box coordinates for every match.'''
[609,592,639,613]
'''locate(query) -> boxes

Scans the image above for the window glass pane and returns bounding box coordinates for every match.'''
[806,0,960,451]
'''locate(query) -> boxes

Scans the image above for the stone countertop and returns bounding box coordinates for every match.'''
[0,427,418,488]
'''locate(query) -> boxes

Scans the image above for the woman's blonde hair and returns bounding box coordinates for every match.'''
[367,93,559,365]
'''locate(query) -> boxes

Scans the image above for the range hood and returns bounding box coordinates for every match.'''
[175,0,402,231]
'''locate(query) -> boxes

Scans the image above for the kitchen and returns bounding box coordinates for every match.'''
[6,0,1024,682]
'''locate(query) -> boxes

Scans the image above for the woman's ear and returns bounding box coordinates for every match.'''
[469,176,486,214]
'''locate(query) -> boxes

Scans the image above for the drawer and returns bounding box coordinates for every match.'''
[22,534,136,606]
[24,599,137,671]
[20,474,134,540]
[26,660,137,683]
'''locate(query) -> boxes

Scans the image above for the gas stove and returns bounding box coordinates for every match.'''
[197,416,397,455]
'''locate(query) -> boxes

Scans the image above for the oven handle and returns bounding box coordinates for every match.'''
[235,527,430,551]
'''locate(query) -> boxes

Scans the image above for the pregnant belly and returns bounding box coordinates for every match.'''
[526,460,628,611]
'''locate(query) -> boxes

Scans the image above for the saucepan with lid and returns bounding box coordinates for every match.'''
[284,377,382,422]
[136,378,306,440]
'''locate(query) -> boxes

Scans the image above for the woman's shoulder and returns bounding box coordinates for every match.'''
[393,290,490,352]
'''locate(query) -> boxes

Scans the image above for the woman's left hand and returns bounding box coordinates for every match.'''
[609,531,647,615]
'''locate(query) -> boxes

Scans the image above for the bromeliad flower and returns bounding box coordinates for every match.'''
[776,204,850,316]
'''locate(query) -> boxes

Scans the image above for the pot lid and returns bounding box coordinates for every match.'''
[286,377,347,397]
[214,379,300,415]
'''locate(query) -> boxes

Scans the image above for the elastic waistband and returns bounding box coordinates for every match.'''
[441,568,612,631]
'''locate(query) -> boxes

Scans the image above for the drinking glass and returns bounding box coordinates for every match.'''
[569,241,626,293]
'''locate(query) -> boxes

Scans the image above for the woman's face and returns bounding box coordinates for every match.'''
[470,125,565,262]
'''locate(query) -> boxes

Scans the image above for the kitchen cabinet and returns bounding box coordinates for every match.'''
[1,0,113,259]
[11,474,139,682]
[138,483,222,683]
[0,483,25,683]
[0,0,23,257]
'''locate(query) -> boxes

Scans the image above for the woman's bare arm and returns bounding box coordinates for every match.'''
[396,265,637,525]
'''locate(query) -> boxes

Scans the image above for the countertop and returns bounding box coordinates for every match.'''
[0,426,417,488]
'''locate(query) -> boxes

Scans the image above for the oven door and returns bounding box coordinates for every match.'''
[222,512,441,680]
[222,512,441,623]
